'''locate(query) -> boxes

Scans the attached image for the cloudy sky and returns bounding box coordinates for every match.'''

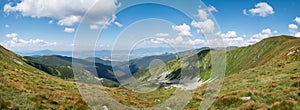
[0,0,300,52]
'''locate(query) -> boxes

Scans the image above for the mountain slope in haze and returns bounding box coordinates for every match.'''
[24,55,120,87]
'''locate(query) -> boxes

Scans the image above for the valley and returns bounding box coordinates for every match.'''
[1,36,300,109]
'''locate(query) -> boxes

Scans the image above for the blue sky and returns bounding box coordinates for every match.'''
[0,0,300,52]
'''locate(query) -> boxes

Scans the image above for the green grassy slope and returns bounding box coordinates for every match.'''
[226,36,299,75]
[1,35,300,109]
[0,45,177,109]
[184,36,300,109]
[0,45,89,109]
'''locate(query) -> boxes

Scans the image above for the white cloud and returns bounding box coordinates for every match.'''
[295,32,300,37]
[197,9,209,20]
[114,21,123,27]
[191,19,215,34]
[220,31,237,38]
[196,6,217,20]
[289,24,298,33]
[155,33,169,37]
[172,23,192,37]
[191,6,218,34]
[3,33,57,49]
[207,6,218,12]
[4,0,120,27]
[187,39,206,45]
[152,30,248,47]
[247,37,261,44]
[4,24,9,28]
[243,9,249,15]
[48,20,54,24]
[90,25,99,30]
[295,17,300,25]
[151,37,205,46]
[5,33,18,39]
[223,37,246,46]
[57,16,81,26]
[244,2,274,17]
[63,27,75,33]
[248,28,277,44]
[217,31,247,46]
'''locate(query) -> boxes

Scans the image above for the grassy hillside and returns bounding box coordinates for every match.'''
[1,36,300,109]
[184,36,300,109]
[0,45,180,109]
[226,36,299,75]
[0,45,88,109]
[131,35,300,109]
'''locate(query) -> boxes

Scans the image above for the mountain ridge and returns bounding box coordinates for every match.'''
[1,35,300,109]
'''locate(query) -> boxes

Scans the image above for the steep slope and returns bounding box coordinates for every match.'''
[225,36,299,75]
[184,36,300,109]
[130,35,300,109]
[133,47,211,82]
[0,45,88,109]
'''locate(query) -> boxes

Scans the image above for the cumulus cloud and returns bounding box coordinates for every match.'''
[63,27,75,33]
[220,31,237,38]
[244,2,274,17]
[151,37,205,46]
[155,33,169,37]
[252,28,275,39]
[3,33,57,48]
[197,9,209,20]
[191,19,215,34]
[223,37,245,46]
[288,17,300,37]
[187,39,206,45]
[295,32,300,37]
[247,37,261,44]
[172,23,192,37]
[152,30,249,47]
[295,17,300,25]
[248,28,277,44]
[4,0,120,27]
[57,16,81,26]
[289,24,298,33]
[5,33,18,39]
[196,6,217,20]
[217,31,247,46]
[191,6,218,34]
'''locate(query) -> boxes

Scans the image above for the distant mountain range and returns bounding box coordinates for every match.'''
[16,47,190,60]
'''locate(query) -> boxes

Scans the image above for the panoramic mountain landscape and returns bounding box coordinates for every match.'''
[2,0,300,109]
[1,35,300,109]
